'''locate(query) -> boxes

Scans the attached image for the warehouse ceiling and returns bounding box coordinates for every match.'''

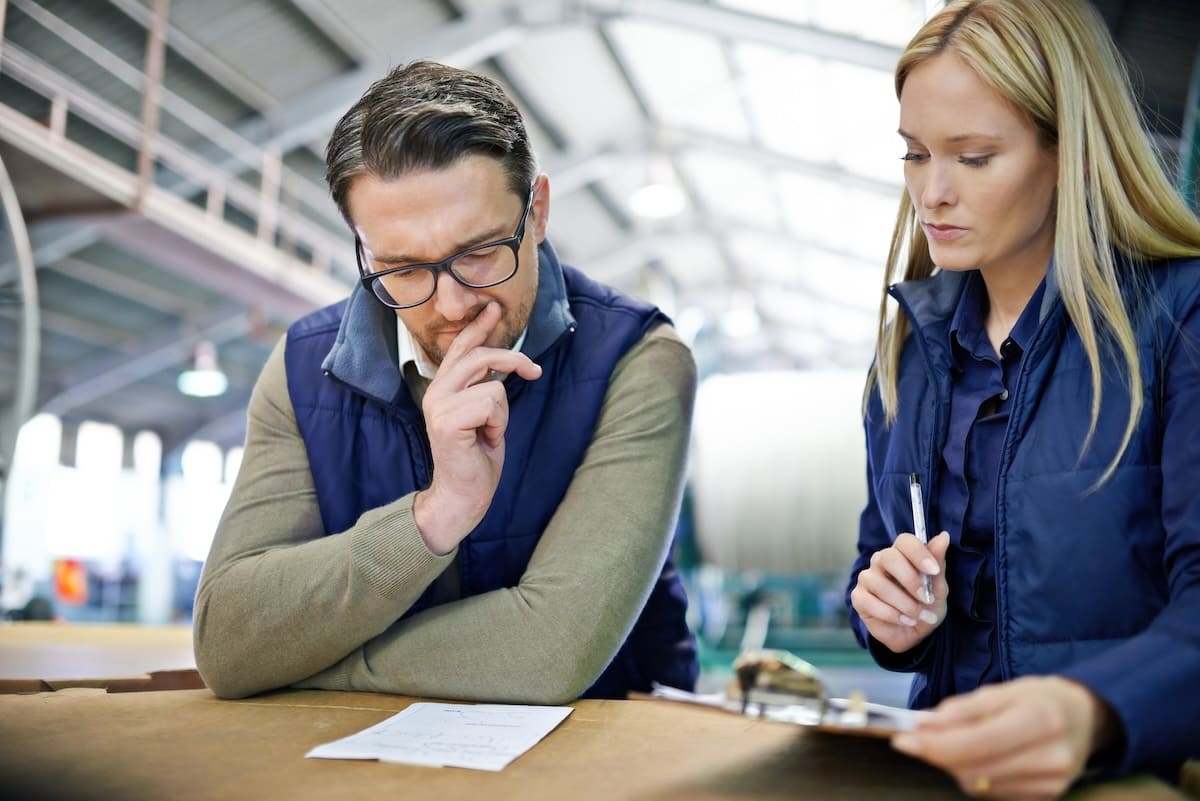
[0,0,1196,460]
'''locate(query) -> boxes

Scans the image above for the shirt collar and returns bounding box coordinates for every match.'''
[947,269,1048,361]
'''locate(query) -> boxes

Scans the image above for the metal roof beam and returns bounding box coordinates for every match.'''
[39,310,249,417]
[587,20,739,287]
[0,215,123,284]
[234,6,531,158]
[241,1,901,162]
[580,224,879,286]
[51,255,210,316]
[0,6,532,275]
[585,0,901,71]
[0,100,348,312]
[479,24,634,233]
[547,129,901,199]
[100,215,340,321]
[0,303,127,346]
[282,0,376,65]
[1,1,900,287]
[103,0,279,112]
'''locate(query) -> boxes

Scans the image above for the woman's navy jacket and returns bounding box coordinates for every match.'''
[849,257,1200,774]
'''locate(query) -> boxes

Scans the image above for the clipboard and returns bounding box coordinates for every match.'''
[633,683,928,740]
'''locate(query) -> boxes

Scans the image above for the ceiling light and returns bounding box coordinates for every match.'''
[719,292,762,339]
[177,340,228,398]
[720,306,761,338]
[628,182,686,219]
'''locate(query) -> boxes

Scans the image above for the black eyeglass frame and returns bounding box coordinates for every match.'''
[355,187,535,310]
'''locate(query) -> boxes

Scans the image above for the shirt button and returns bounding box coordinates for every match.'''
[999,389,1010,401]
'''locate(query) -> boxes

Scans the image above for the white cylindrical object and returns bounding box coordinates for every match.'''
[690,371,867,576]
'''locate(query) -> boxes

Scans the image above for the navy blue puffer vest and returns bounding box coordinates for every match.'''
[283,256,697,698]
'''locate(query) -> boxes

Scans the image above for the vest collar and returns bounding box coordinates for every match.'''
[321,238,575,404]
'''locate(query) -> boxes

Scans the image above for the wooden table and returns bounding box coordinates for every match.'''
[0,688,1187,801]
[0,622,198,692]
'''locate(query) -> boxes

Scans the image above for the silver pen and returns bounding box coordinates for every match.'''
[908,473,935,605]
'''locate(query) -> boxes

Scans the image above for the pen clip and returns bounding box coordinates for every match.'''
[907,473,928,544]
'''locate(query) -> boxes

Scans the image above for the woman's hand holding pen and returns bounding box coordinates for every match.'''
[849,531,950,654]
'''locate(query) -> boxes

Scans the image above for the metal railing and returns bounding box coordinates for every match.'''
[2,0,352,276]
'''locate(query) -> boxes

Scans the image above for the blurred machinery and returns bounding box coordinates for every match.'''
[684,370,867,662]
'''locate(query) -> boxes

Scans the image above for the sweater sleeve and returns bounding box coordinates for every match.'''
[293,324,697,704]
[1060,281,1200,774]
[192,337,457,699]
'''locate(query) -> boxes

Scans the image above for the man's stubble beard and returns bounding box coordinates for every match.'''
[417,287,537,367]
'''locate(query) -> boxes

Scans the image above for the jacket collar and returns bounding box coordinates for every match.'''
[890,259,1060,340]
[321,238,576,404]
[522,238,576,358]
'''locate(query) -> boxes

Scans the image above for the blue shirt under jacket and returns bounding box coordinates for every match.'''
[940,271,1045,695]
[848,257,1200,776]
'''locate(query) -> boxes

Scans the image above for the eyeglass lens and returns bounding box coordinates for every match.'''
[370,244,517,308]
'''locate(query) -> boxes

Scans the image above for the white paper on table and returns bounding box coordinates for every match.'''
[305,702,573,771]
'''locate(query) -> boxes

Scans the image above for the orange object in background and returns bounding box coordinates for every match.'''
[53,559,88,606]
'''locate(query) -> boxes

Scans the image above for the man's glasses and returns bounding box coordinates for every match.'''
[356,188,534,310]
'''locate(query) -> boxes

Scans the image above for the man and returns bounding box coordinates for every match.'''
[193,61,699,703]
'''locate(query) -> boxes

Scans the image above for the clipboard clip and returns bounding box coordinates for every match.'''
[728,649,829,720]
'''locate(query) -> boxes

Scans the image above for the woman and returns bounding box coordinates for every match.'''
[847,0,1200,798]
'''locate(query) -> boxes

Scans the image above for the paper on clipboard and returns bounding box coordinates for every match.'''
[646,684,928,739]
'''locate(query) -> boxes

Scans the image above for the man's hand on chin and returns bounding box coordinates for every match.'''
[413,301,542,555]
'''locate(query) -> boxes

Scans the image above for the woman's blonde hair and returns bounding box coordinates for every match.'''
[869,0,1200,482]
